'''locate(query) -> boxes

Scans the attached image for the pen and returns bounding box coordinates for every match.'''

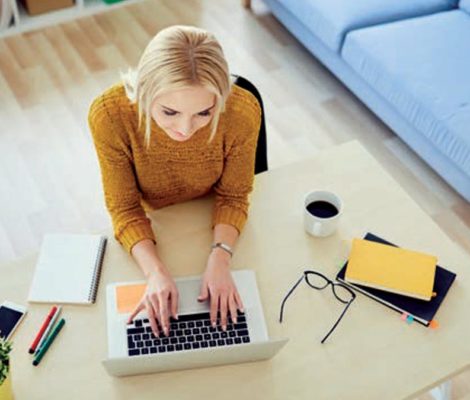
[35,306,62,355]
[28,306,57,354]
[33,318,66,366]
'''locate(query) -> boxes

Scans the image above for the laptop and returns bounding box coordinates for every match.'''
[102,269,288,377]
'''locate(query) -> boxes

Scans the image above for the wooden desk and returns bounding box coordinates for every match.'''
[3,141,469,399]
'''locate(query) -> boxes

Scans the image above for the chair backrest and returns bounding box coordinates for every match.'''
[232,75,268,175]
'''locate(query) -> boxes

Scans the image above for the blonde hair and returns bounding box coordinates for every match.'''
[121,25,231,147]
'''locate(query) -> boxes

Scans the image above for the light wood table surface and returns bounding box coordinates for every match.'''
[3,141,469,399]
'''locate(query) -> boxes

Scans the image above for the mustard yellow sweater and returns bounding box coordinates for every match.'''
[88,83,262,253]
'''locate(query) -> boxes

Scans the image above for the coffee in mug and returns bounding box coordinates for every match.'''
[304,191,343,237]
[306,201,339,219]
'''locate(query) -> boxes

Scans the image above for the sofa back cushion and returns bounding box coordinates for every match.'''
[277,0,459,53]
[342,10,470,178]
[460,0,470,14]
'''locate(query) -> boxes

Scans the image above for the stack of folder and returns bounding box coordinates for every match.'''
[336,233,456,326]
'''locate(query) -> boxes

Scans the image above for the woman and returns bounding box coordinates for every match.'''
[88,26,262,339]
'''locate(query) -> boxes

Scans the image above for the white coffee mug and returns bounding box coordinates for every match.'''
[304,190,343,237]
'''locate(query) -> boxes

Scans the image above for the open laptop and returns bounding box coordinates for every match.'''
[102,269,288,377]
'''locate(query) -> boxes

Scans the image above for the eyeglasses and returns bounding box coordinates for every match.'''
[279,270,356,344]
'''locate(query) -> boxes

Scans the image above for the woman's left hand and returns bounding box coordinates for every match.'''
[197,249,244,331]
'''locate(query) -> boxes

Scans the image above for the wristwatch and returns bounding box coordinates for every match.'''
[211,242,233,257]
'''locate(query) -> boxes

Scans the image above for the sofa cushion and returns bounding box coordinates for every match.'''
[342,10,470,176]
[460,0,470,14]
[277,0,457,53]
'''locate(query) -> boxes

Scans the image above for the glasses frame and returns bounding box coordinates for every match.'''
[279,270,356,344]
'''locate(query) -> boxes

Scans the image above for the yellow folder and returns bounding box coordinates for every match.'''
[345,239,437,301]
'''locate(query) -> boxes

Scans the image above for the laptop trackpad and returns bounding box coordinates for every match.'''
[175,277,209,313]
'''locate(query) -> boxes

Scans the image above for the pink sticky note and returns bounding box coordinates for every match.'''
[401,313,408,321]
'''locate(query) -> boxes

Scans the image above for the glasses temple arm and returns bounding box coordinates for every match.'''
[279,275,305,323]
[320,299,354,344]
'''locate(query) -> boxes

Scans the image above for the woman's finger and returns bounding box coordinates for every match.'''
[219,292,228,331]
[234,290,245,313]
[154,304,162,332]
[127,302,144,324]
[228,293,238,324]
[209,290,219,328]
[158,292,170,336]
[170,289,179,320]
[146,298,160,337]
[197,281,209,302]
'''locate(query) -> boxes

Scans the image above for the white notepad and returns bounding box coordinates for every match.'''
[28,234,107,304]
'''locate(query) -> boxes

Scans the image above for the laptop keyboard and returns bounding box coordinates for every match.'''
[126,311,251,357]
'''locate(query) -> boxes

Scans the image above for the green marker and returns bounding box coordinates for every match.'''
[32,318,66,366]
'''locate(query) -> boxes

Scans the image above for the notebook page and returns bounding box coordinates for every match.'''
[28,234,103,304]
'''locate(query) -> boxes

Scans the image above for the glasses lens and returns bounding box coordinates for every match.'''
[305,272,329,289]
[332,284,353,303]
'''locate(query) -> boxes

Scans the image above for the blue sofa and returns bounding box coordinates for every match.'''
[262,0,470,202]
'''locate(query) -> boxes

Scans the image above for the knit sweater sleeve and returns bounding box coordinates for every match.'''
[88,93,155,253]
[212,91,262,232]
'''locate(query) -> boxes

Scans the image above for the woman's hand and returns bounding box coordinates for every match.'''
[197,248,244,331]
[128,266,179,337]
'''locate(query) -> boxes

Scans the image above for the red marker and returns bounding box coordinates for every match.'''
[28,306,57,354]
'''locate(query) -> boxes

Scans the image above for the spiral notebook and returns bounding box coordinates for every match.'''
[28,234,107,305]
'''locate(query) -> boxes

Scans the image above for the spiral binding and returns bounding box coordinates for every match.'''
[88,237,108,303]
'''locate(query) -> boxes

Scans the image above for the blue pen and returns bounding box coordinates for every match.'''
[32,318,65,366]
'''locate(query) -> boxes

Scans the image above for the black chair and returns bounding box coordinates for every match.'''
[232,75,268,175]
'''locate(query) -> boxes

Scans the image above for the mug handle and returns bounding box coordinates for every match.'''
[313,222,322,236]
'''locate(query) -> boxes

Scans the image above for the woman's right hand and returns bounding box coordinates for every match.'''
[127,267,179,337]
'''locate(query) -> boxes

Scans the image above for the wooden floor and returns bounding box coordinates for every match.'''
[0,0,469,397]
